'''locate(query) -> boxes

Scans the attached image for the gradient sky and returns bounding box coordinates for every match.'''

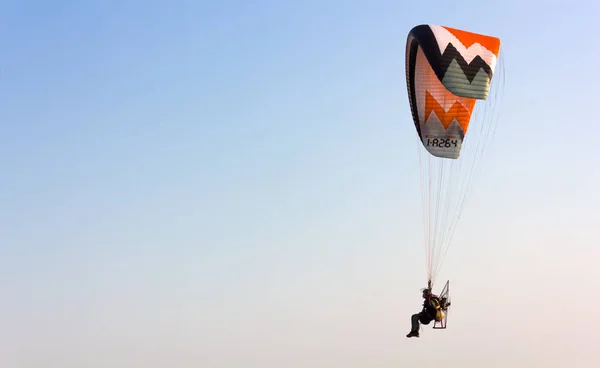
[1,0,599,367]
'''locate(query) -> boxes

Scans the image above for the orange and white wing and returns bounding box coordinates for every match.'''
[405,25,501,159]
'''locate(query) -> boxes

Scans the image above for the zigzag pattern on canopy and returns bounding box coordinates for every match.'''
[405,24,501,159]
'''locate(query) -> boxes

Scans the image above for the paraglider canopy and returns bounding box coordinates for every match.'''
[406,24,501,160]
[405,24,504,287]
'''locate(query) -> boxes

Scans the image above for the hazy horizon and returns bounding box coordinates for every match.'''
[1,0,599,367]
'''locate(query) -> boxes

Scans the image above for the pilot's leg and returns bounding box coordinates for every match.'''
[407,313,421,337]
[412,314,421,330]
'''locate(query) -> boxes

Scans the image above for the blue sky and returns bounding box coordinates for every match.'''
[1,0,599,366]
